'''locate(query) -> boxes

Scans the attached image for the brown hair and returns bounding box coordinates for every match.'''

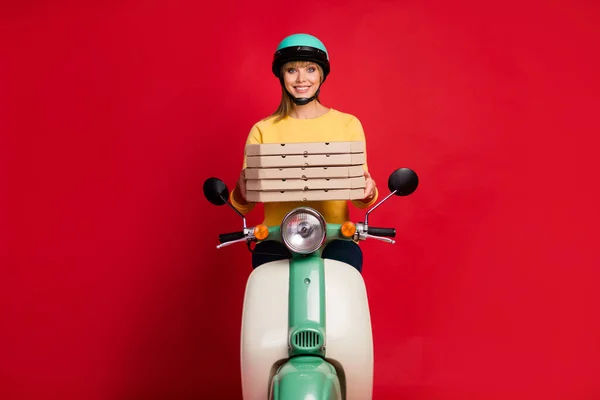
[270,61,324,122]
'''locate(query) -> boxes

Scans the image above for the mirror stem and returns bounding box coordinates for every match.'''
[365,190,397,226]
[221,194,247,229]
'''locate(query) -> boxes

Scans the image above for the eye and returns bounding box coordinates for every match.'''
[286,68,297,73]
[307,66,316,73]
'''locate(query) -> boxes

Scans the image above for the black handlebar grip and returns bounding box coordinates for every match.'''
[368,227,396,237]
[218,231,246,243]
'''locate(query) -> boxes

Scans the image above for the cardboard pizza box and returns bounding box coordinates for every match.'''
[244,165,364,180]
[246,188,365,203]
[245,141,365,156]
[246,176,366,191]
[245,153,366,169]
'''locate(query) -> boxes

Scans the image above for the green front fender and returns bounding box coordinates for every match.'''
[271,356,342,400]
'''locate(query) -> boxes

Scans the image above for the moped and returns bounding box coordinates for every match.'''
[203,167,418,400]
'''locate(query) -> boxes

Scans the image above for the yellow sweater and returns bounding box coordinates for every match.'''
[230,109,379,226]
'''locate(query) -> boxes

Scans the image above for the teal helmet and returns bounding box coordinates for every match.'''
[272,33,330,106]
[272,33,331,80]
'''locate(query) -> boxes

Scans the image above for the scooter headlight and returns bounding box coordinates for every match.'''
[280,207,326,254]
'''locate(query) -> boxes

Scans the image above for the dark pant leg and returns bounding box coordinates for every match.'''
[321,240,363,273]
[252,240,292,269]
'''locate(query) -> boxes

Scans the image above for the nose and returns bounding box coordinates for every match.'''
[295,69,306,82]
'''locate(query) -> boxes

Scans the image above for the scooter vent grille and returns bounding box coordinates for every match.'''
[291,330,322,350]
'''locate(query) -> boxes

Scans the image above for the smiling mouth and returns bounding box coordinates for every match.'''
[293,86,311,93]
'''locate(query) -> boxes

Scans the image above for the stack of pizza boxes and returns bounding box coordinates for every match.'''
[244,141,366,202]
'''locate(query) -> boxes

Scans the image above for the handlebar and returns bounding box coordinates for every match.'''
[219,231,246,243]
[215,222,399,249]
[367,227,396,238]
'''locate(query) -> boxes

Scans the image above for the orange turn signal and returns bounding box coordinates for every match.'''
[340,221,356,238]
[253,224,269,241]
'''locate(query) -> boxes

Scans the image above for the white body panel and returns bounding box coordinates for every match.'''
[240,259,373,400]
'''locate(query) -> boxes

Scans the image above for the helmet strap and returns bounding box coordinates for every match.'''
[289,87,321,106]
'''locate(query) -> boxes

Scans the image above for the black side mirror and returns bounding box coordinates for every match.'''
[388,168,419,196]
[203,178,230,206]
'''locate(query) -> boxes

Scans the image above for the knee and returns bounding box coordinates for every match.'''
[252,240,291,269]
[322,240,363,273]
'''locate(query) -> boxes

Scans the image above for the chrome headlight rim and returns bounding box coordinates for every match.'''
[280,207,327,254]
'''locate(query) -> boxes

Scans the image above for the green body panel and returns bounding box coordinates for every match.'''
[261,223,351,395]
[288,255,326,357]
[266,222,351,358]
[271,356,341,400]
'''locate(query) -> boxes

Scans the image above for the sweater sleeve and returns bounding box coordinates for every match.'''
[229,124,263,214]
[347,116,379,209]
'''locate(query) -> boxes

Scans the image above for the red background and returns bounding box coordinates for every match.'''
[2,1,600,399]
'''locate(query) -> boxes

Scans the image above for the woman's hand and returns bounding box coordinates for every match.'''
[233,169,248,205]
[363,170,377,203]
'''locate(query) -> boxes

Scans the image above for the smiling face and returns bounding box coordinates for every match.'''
[282,61,323,99]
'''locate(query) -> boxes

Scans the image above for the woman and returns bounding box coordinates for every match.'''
[229,33,378,271]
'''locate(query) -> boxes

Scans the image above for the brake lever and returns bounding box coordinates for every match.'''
[364,234,395,244]
[216,236,254,249]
